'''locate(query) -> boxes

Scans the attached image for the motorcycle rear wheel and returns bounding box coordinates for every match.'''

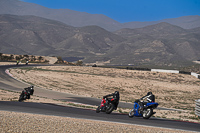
[143,108,153,119]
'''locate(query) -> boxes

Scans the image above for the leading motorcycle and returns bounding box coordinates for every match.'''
[18,86,34,102]
[128,99,159,119]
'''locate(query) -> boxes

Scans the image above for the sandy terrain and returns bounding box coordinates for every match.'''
[1,63,200,132]
[1,110,193,133]
[0,62,16,65]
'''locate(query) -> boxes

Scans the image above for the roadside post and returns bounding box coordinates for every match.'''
[195,99,200,117]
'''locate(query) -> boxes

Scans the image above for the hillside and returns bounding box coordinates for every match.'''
[0,0,121,31]
[0,14,76,55]
[113,23,200,67]
[0,14,200,67]
[0,0,200,31]
[123,15,200,30]
[0,14,124,61]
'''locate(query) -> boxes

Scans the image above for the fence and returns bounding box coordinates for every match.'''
[195,99,200,117]
[126,67,200,79]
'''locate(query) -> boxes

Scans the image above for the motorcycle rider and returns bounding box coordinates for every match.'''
[138,92,155,112]
[24,85,34,99]
[103,91,120,110]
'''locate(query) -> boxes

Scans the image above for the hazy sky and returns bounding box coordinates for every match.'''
[21,0,200,23]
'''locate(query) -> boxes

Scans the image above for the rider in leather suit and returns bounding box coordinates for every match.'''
[138,92,155,111]
[24,85,34,99]
[103,91,120,110]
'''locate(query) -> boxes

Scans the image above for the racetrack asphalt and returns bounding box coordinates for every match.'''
[0,64,200,132]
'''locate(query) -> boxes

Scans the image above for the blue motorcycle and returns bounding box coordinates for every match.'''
[128,100,159,119]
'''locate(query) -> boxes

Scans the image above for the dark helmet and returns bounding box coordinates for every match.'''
[31,85,34,89]
[147,92,152,95]
[114,91,119,95]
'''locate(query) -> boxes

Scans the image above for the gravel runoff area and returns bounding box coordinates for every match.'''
[0,111,194,133]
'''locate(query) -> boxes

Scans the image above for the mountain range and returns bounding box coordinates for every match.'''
[0,14,200,67]
[0,0,200,31]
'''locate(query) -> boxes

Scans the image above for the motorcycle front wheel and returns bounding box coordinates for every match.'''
[143,108,153,119]
[105,103,114,114]
[96,106,100,113]
[18,94,24,102]
[128,109,134,118]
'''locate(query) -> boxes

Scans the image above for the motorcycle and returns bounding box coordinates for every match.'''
[96,98,116,114]
[18,87,34,102]
[128,99,159,119]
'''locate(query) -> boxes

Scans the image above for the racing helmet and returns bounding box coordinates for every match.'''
[114,91,119,95]
[147,92,152,95]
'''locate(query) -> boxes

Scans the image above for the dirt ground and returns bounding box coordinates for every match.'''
[1,110,194,133]
[1,63,200,132]
[0,62,16,65]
